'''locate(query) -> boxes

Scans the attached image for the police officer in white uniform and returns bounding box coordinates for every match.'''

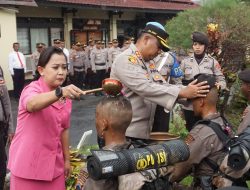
[8,42,26,99]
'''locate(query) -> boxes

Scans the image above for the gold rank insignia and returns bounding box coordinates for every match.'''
[128,55,137,64]
[135,51,142,59]
[153,75,160,80]
[149,63,155,69]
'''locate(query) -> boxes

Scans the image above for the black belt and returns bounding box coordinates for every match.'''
[95,63,105,66]
[13,68,24,70]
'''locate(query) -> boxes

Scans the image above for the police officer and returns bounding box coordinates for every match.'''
[53,39,61,48]
[218,69,250,188]
[152,51,183,132]
[181,31,227,131]
[111,22,210,140]
[91,40,108,95]
[85,39,95,61]
[0,66,14,190]
[70,42,88,89]
[31,43,44,76]
[8,42,26,99]
[108,39,121,68]
[169,74,228,190]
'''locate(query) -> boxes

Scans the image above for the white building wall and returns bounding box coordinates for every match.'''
[0,7,17,90]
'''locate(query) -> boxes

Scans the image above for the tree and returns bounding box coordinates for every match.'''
[167,0,250,119]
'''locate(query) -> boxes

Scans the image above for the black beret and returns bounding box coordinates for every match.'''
[192,32,209,46]
[238,68,250,83]
[194,73,216,90]
[143,22,170,52]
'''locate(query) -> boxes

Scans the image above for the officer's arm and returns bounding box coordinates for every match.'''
[112,55,180,111]
[8,54,14,75]
[213,59,227,89]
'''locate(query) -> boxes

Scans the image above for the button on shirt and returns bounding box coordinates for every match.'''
[8,51,26,75]
[8,77,72,181]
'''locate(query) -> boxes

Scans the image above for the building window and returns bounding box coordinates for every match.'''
[17,28,30,55]
[30,28,48,53]
[51,28,63,45]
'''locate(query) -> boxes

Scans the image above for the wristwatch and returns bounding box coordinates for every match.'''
[55,86,63,98]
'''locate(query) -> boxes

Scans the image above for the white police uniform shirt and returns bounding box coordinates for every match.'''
[8,51,26,75]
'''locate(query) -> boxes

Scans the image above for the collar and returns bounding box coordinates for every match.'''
[103,141,130,151]
[203,112,221,120]
[38,77,52,92]
[191,53,209,62]
[129,43,144,61]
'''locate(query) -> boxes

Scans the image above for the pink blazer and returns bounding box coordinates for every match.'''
[8,77,72,181]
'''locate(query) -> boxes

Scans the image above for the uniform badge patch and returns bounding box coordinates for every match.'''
[215,63,221,70]
[128,55,137,64]
[185,134,195,145]
[149,63,155,69]
[135,51,142,59]
[153,75,160,80]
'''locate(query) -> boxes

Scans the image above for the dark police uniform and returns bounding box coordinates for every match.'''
[0,66,14,189]
[218,69,250,187]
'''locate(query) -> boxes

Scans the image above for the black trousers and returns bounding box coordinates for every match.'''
[183,109,202,132]
[0,128,7,190]
[95,69,106,88]
[152,105,170,132]
[72,70,85,89]
[85,68,95,89]
[12,68,25,98]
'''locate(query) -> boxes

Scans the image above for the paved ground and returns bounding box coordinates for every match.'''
[10,95,102,147]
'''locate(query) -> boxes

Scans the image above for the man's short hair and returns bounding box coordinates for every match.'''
[96,95,132,133]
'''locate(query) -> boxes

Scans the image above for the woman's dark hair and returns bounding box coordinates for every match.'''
[34,46,67,80]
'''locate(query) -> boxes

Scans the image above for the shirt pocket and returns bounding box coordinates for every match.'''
[202,66,214,75]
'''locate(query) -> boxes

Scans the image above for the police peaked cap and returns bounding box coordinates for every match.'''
[239,68,250,83]
[53,39,61,44]
[194,74,216,90]
[75,42,82,46]
[192,32,209,46]
[143,22,170,52]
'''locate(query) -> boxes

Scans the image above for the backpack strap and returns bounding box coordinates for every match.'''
[194,119,231,173]
[195,119,231,147]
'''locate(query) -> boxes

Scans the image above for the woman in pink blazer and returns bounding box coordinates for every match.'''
[8,46,85,190]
